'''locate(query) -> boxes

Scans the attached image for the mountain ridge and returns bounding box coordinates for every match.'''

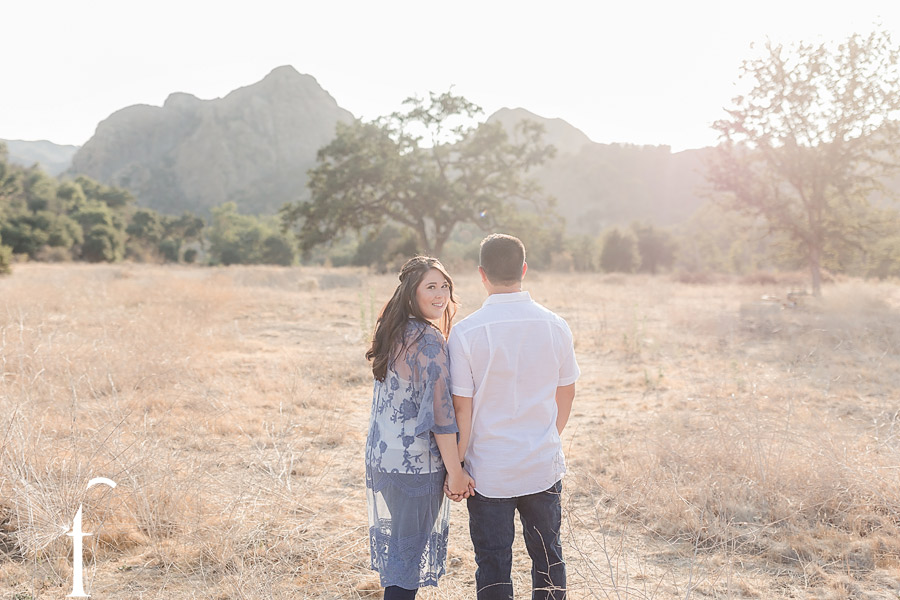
[69,65,354,215]
[23,67,719,229]
[2,139,80,176]
[486,109,714,231]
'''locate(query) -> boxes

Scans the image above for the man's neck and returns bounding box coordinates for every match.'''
[485,283,523,295]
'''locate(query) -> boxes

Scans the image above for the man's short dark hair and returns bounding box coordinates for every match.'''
[480,234,526,284]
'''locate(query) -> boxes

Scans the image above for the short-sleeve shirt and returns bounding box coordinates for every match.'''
[448,291,579,498]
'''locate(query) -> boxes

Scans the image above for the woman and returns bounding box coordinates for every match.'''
[365,256,474,599]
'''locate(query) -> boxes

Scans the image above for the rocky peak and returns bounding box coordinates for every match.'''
[163,92,202,111]
[70,67,354,215]
[487,107,593,155]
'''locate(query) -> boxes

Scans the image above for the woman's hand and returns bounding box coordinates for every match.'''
[444,468,475,502]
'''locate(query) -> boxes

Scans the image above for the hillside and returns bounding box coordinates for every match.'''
[66,72,717,227]
[28,78,900,233]
[487,109,713,232]
[69,66,354,215]
[2,139,79,176]
[67,79,717,227]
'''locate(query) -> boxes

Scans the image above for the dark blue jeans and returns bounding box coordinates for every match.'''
[467,480,565,600]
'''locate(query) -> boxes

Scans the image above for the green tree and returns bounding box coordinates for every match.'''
[24,169,58,212]
[164,212,205,245]
[673,202,773,274]
[865,229,900,279]
[82,225,121,262]
[73,201,125,262]
[632,222,677,274]
[349,225,419,271]
[56,181,87,212]
[75,176,134,210]
[564,234,600,272]
[183,248,199,264]
[819,207,900,278]
[260,235,295,266]
[209,202,261,265]
[127,209,164,245]
[157,238,181,262]
[0,142,24,203]
[710,30,900,295]
[45,213,83,249]
[209,202,295,265]
[0,233,11,275]
[600,227,639,273]
[282,90,556,257]
[0,215,49,257]
[158,211,206,262]
[125,208,165,261]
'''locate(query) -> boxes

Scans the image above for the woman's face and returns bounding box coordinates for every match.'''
[415,268,450,321]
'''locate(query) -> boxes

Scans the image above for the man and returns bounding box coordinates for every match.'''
[447,233,579,600]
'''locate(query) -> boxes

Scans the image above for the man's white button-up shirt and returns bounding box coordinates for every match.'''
[448,291,580,498]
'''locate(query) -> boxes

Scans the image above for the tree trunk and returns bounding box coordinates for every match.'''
[809,245,822,297]
[432,226,454,259]
[414,225,432,257]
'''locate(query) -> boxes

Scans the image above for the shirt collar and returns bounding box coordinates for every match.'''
[482,290,532,307]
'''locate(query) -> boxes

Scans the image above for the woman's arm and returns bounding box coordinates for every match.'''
[410,325,473,498]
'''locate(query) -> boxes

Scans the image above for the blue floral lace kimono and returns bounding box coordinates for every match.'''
[365,319,458,589]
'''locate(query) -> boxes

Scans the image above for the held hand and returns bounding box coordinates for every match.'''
[450,468,475,497]
[443,479,462,502]
[444,468,475,502]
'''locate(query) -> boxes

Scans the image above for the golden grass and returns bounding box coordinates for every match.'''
[1,263,899,599]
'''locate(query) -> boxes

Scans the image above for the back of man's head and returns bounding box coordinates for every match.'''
[480,233,526,285]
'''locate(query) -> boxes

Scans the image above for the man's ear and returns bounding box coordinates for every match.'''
[522,262,528,279]
[478,266,488,284]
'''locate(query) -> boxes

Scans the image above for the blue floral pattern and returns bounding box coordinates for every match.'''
[365,320,457,589]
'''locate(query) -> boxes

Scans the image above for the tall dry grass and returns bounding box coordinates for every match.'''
[0,264,376,599]
[551,277,900,599]
[1,264,898,599]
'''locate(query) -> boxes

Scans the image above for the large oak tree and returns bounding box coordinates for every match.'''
[281,91,555,257]
[709,30,900,295]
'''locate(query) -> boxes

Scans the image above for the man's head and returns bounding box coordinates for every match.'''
[479,233,526,286]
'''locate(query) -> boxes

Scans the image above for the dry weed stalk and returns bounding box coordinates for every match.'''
[2,265,899,599]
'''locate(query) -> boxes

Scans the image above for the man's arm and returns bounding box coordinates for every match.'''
[555,383,575,434]
[435,432,474,498]
[452,394,473,462]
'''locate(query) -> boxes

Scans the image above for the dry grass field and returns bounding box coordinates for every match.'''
[1,263,899,599]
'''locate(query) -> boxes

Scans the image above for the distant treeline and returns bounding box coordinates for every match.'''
[0,142,296,274]
[3,140,900,280]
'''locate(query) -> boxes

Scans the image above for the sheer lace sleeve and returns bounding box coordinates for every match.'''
[396,321,458,442]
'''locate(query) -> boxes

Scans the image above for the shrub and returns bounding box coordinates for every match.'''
[0,241,11,275]
[600,227,639,273]
[183,248,198,264]
[158,238,181,263]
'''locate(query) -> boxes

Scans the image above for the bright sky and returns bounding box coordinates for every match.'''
[3,0,899,151]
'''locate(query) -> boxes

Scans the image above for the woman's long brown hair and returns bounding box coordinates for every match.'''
[366,256,458,382]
